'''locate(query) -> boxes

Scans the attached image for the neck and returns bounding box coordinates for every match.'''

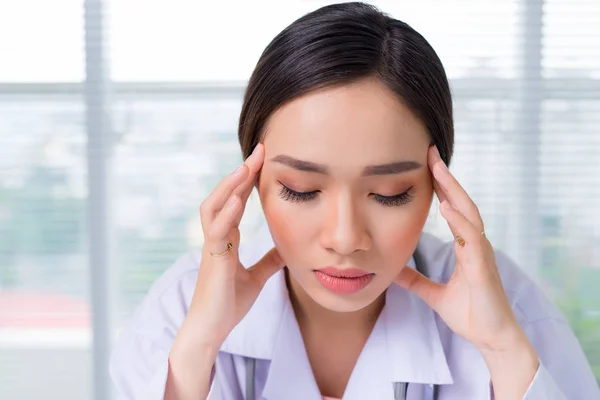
[286,268,385,333]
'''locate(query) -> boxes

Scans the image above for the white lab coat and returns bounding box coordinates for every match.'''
[110,223,600,399]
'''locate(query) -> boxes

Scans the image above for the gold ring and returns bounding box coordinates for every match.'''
[456,231,485,247]
[210,242,233,257]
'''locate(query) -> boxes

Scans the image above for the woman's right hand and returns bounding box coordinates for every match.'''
[175,143,284,350]
[166,143,283,399]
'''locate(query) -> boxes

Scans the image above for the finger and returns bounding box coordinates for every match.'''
[440,200,487,256]
[234,143,265,202]
[429,146,484,232]
[428,147,451,212]
[433,179,448,211]
[204,194,242,255]
[200,164,249,231]
[247,247,285,287]
[216,143,264,209]
[232,144,265,225]
[432,179,463,246]
[200,144,266,231]
[395,266,444,310]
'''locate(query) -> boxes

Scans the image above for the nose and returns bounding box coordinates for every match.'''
[318,191,372,255]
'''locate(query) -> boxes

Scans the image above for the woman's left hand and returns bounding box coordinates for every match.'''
[395,145,539,398]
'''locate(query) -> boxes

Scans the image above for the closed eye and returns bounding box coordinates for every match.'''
[277,183,318,203]
[278,182,414,207]
[371,188,413,207]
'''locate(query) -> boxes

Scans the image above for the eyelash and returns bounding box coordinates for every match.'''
[277,183,414,207]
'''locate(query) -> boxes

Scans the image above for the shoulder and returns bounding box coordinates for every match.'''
[109,250,202,394]
[417,232,567,325]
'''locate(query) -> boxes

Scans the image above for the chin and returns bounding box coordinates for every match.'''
[313,295,374,313]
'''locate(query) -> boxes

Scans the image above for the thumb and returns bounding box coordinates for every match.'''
[395,266,443,310]
[247,247,285,286]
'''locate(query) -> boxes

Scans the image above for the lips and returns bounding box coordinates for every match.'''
[316,267,371,278]
[314,267,374,294]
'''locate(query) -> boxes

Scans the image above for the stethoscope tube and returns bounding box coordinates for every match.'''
[395,382,439,400]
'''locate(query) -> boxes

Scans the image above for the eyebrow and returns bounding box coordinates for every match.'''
[270,155,422,176]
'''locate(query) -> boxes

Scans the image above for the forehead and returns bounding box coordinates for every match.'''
[263,78,430,161]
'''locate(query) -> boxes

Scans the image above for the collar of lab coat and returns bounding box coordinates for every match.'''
[221,223,454,399]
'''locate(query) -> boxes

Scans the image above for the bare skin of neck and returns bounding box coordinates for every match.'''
[286,269,385,398]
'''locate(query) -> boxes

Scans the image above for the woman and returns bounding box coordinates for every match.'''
[110,3,599,399]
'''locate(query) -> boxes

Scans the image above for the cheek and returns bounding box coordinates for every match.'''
[258,184,313,261]
[374,193,433,268]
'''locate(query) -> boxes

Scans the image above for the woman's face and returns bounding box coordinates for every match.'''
[257,78,434,312]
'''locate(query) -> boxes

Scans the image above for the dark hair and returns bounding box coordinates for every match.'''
[238,1,454,165]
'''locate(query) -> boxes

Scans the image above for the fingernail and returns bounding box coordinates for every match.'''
[251,143,262,157]
[432,146,447,169]
[438,160,448,172]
